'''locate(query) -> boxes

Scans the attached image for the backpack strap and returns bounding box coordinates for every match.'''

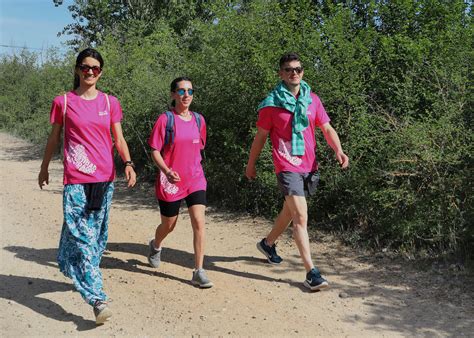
[192,111,202,131]
[104,93,110,113]
[164,110,175,145]
[63,93,67,124]
[62,93,67,161]
[192,111,204,144]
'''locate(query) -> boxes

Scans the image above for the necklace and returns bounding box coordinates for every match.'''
[177,111,192,121]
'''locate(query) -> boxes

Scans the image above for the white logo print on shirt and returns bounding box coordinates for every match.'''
[66,143,97,174]
[278,138,302,166]
[160,171,179,195]
[98,111,108,116]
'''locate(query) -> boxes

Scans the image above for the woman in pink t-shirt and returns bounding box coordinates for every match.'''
[147,77,213,288]
[37,48,136,324]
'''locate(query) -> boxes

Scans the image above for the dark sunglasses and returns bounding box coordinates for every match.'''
[78,64,102,76]
[176,88,194,96]
[283,67,303,74]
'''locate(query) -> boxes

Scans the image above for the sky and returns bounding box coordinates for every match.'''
[0,0,74,54]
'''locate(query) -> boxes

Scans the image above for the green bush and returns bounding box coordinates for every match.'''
[0,0,471,256]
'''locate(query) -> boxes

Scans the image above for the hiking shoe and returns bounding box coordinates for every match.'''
[191,268,214,288]
[148,239,162,268]
[257,238,283,264]
[93,300,112,325]
[303,267,329,291]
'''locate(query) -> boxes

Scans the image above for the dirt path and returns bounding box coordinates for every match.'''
[0,131,473,337]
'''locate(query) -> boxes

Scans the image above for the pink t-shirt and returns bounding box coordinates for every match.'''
[50,91,123,184]
[148,111,207,202]
[256,92,330,174]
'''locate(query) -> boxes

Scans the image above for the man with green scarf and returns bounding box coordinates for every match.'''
[246,52,349,291]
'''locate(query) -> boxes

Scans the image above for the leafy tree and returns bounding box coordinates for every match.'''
[53,0,214,48]
[1,0,471,256]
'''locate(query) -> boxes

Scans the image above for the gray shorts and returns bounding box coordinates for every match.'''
[276,171,320,197]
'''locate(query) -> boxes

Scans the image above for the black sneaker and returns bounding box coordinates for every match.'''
[93,300,112,325]
[303,267,329,291]
[257,238,283,264]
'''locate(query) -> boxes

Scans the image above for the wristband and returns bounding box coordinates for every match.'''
[124,160,135,169]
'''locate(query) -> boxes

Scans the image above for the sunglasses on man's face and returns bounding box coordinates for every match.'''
[176,88,194,96]
[78,64,102,76]
[283,67,303,74]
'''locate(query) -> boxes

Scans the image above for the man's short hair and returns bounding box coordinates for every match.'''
[279,52,301,68]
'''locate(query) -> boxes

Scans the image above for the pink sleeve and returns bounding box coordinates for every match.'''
[49,96,64,125]
[148,113,167,151]
[312,94,330,126]
[256,107,273,131]
[108,95,123,123]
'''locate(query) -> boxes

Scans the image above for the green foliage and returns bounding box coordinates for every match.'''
[1,0,472,256]
[53,0,215,48]
[98,20,183,172]
[0,48,72,143]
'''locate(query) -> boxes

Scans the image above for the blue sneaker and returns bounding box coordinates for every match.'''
[303,267,329,291]
[257,238,283,264]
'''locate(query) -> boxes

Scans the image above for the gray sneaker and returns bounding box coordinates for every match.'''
[191,268,214,288]
[93,301,112,325]
[148,239,162,268]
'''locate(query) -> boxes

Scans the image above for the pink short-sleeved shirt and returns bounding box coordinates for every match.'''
[50,91,123,184]
[256,92,330,174]
[148,111,207,202]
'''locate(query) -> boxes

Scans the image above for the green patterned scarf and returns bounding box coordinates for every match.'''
[258,80,312,155]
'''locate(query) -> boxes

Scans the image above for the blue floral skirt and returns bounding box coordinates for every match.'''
[57,182,114,306]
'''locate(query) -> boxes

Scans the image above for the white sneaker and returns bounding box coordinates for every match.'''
[148,239,162,268]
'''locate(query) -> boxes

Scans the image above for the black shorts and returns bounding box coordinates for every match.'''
[276,171,320,197]
[158,190,207,217]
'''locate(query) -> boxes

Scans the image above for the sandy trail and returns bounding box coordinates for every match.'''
[0,131,472,337]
